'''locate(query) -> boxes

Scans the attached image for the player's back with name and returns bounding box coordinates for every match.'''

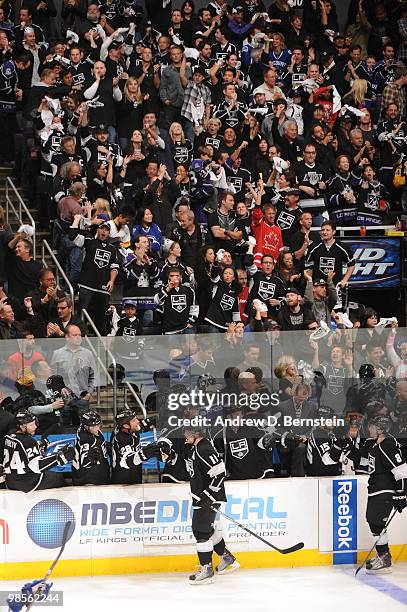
[306,426,343,476]
[111,428,142,484]
[3,432,42,480]
[72,429,110,485]
[356,436,405,495]
[187,438,227,503]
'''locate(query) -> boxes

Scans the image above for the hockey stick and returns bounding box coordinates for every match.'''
[354,508,398,576]
[24,521,72,610]
[214,507,304,554]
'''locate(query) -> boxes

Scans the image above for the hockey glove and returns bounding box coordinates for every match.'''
[140,443,162,461]
[261,431,281,450]
[157,438,173,458]
[87,446,101,465]
[281,432,301,450]
[198,491,216,509]
[38,437,49,454]
[8,580,52,612]
[140,417,156,431]
[56,444,75,465]
[393,492,407,513]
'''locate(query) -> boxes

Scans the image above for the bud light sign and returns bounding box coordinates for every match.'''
[342,238,400,288]
[333,479,357,564]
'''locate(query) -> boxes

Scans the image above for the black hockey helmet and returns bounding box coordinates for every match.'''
[116,408,137,427]
[15,410,38,427]
[80,410,102,428]
[359,363,376,379]
[46,375,65,392]
[368,415,391,434]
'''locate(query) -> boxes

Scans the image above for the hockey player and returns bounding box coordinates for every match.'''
[154,268,198,334]
[110,408,168,484]
[184,426,239,585]
[72,411,110,486]
[306,405,346,477]
[350,415,407,573]
[213,405,275,480]
[2,411,73,492]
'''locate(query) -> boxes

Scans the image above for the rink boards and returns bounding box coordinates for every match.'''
[1,476,407,579]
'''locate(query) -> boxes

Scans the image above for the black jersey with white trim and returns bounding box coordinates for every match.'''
[3,432,60,489]
[213,425,274,480]
[354,436,407,496]
[305,239,354,286]
[306,427,343,476]
[186,438,227,507]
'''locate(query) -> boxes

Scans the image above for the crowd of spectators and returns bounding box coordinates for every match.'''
[0,0,407,490]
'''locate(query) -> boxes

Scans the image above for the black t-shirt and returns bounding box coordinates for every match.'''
[276,303,316,331]
[275,205,302,245]
[207,210,244,252]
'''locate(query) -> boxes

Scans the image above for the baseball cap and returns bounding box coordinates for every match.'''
[285,287,300,296]
[123,299,137,308]
[193,66,206,77]
[285,188,301,197]
[98,221,111,230]
[313,279,328,287]
[109,40,122,50]
[95,124,109,134]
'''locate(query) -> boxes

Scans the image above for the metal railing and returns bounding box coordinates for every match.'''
[41,239,75,313]
[5,177,36,258]
[311,224,396,236]
[81,308,117,416]
[124,381,146,418]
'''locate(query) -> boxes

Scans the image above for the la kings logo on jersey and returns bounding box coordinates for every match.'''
[94,248,111,268]
[258,281,276,300]
[171,294,187,313]
[72,72,85,85]
[303,171,322,185]
[220,294,234,311]
[277,210,295,230]
[229,439,249,459]
[227,176,243,191]
[174,145,189,165]
[320,257,335,275]
[51,135,62,151]
[206,137,220,149]
[122,327,137,343]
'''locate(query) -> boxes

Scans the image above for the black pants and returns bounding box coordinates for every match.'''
[79,288,109,335]
[192,506,225,565]
[0,111,16,162]
[366,493,393,555]
[6,471,65,493]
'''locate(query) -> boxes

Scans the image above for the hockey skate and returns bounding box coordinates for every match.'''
[189,564,215,585]
[216,549,240,575]
[365,552,392,574]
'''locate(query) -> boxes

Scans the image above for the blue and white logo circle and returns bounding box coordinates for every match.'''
[27,499,75,549]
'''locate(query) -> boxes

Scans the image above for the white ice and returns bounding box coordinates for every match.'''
[2,564,407,612]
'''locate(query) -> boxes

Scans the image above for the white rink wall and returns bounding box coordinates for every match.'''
[1,475,407,578]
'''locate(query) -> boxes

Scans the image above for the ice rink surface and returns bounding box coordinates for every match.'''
[2,564,407,611]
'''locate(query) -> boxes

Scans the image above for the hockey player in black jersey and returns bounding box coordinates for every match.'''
[213,405,275,480]
[306,405,346,477]
[349,415,407,573]
[72,411,110,486]
[154,269,198,334]
[2,411,73,492]
[110,408,168,484]
[184,426,239,585]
